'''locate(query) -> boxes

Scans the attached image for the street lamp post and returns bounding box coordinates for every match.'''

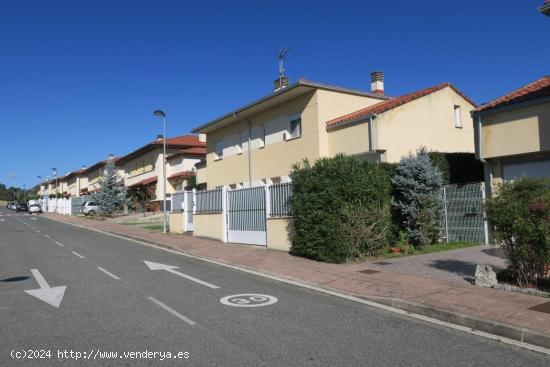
[153,109,167,234]
[52,168,58,197]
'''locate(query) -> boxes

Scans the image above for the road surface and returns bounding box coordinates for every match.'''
[0,208,547,366]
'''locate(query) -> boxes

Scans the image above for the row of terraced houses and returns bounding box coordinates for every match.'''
[36,72,550,250]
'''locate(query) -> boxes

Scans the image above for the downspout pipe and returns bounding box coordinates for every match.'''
[233,112,253,187]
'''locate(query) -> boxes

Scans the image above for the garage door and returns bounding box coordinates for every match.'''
[502,157,550,180]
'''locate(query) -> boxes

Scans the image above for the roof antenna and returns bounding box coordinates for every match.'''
[276,46,290,91]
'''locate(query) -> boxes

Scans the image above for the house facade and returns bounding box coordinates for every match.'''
[117,135,205,211]
[193,74,476,189]
[473,76,550,197]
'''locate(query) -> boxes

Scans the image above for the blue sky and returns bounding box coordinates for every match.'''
[1,0,548,188]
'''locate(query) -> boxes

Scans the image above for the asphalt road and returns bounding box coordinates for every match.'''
[0,208,548,366]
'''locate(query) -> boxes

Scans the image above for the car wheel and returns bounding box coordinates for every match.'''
[88,210,95,215]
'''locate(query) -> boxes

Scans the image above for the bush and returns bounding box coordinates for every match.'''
[485,177,550,287]
[392,147,443,248]
[290,154,393,263]
[429,152,484,184]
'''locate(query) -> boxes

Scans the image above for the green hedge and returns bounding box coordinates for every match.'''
[290,155,394,263]
[429,152,483,184]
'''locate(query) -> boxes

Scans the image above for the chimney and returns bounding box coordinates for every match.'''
[81,165,87,170]
[108,153,114,160]
[274,76,289,92]
[370,71,384,95]
[156,134,164,140]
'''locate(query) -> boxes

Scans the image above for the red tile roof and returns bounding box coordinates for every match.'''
[166,146,207,160]
[326,82,476,128]
[118,135,205,164]
[128,176,158,188]
[474,76,550,114]
[152,135,205,147]
[167,171,195,180]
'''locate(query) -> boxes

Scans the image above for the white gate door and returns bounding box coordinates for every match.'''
[227,186,267,246]
[185,190,194,231]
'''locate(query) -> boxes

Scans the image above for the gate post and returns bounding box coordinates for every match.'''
[481,182,489,245]
[221,186,228,243]
[192,189,196,214]
[265,185,271,220]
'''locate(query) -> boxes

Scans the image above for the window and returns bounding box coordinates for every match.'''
[287,114,302,139]
[214,140,223,159]
[454,105,462,128]
[259,125,266,148]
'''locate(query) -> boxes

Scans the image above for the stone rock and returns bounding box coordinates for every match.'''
[475,264,497,288]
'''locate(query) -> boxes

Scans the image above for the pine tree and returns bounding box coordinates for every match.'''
[392,147,443,248]
[92,163,128,216]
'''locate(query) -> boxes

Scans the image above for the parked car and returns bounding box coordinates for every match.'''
[81,201,98,215]
[6,202,12,209]
[28,204,42,214]
[8,202,16,210]
[16,203,28,212]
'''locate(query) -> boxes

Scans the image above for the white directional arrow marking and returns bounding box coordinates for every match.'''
[144,261,220,289]
[24,269,67,308]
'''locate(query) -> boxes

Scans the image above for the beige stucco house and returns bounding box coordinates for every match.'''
[192,74,476,189]
[190,73,476,250]
[473,76,550,197]
[117,135,205,211]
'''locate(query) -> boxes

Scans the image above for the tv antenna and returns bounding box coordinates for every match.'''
[278,46,290,83]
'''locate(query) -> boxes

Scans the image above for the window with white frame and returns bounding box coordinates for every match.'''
[454,105,462,128]
[214,140,223,159]
[287,114,302,139]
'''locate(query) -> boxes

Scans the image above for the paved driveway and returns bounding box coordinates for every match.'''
[364,245,506,284]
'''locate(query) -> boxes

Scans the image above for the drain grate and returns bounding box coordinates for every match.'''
[529,301,550,314]
[374,261,391,265]
[359,269,380,274]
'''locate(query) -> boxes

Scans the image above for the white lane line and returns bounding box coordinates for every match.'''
[0,219,4,222]
[147,297,196,326]
[97,267,120,280]
[44,234,50,239]
[36,230,41,233]
[55,241,65,247]
[72,251,85,259]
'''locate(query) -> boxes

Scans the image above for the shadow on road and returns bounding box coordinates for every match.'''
[1,276,29,282]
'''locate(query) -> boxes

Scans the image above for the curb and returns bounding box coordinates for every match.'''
[42,214,550,355]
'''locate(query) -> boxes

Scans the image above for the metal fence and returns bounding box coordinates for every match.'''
[441,182,486,244]
[195,187,223,214]
[269,182,293,217]
[171,191,185,212]
[70,195,92,215]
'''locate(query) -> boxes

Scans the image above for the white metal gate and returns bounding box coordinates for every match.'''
[185,190,194,231]
[226,186,267,246]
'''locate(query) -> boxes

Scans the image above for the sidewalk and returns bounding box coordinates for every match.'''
[43,213,550,349]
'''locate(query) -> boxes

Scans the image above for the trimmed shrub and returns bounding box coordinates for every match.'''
[392,147,443,248]
[485,177,550,287]
[290,154,393,263]
[429,152,484,184]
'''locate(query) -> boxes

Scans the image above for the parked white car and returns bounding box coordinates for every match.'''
[81,201,98,215]
[28,204,42,214]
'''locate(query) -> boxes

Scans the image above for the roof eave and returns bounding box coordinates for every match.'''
[326,113,377,131]
[191,80,391,134]
[473,95,550,118]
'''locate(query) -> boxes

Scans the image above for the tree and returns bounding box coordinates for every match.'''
[92,163,128,216]
[392,147,443,248]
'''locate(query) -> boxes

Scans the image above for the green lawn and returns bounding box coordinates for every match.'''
[120,220,169,233]
[373,241,480,260]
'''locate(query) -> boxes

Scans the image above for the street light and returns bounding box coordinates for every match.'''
[153,109,167,234]
[52,168,58,197]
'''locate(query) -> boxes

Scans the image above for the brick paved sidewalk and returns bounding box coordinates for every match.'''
[43,213,550,347]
